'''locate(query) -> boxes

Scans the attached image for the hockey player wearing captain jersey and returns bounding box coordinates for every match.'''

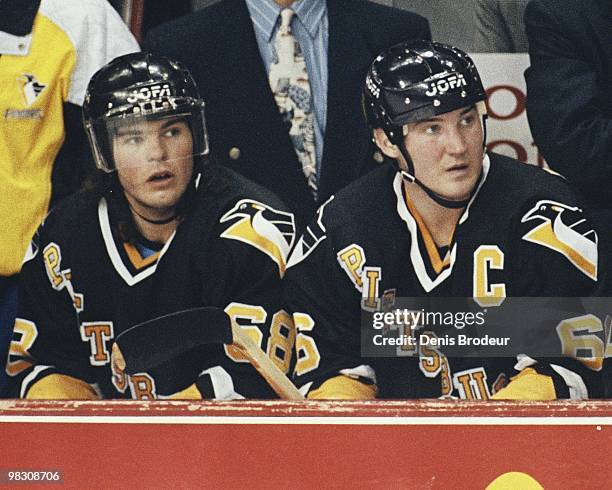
[284,40,609,400]
[4,53,296,400]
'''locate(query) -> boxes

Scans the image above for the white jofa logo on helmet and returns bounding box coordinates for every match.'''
[126,83,172,104]
[425,73,467,97]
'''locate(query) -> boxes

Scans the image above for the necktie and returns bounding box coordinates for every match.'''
[269,8,317,198]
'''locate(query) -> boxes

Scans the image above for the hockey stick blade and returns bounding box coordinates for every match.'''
[116,307,232,375]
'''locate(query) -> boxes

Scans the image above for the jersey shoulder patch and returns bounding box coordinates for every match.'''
[219,199,295,276]
[521,200,598,280]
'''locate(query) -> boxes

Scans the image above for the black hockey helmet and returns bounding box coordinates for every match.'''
[363,40,487,208]
[83,52,209,172]
[364,39,486,142]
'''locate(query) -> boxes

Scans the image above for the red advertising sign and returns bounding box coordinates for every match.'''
[471,54,545,167]
[1,400,610,488]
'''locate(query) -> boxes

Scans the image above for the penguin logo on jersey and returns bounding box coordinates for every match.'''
[18,74,46,106]
[220,199,295,276]
[521,200,598,280]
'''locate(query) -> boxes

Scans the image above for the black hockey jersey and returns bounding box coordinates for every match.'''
[6,167,296,399]
[284,153,608,399]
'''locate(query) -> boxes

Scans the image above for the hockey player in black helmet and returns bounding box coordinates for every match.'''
[284,41,606,401]
[363,39,488,215]
[81,52,215,243]
[5,52,296,400]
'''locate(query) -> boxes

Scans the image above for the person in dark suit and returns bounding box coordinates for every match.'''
[373,0,475,51]
[524,0,612,238]
[473,0,529,52]
[144,0,430,227]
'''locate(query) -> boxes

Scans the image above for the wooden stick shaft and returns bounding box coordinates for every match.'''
[231,323,304,400]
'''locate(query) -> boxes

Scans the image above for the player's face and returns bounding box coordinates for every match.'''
[112,117,194,220]
[403,106,484,202]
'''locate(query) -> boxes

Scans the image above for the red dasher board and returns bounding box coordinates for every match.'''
[0,400,611,489]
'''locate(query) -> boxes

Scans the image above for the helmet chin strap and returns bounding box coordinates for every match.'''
[128,202,177,225]
[393,140,472,209]
[388,114,488,210]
